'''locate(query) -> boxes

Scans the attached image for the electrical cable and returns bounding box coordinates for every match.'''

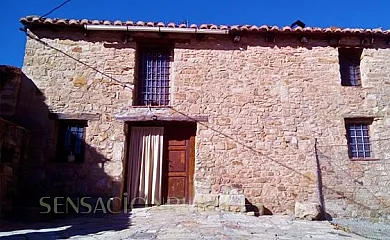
[40,0,73,19]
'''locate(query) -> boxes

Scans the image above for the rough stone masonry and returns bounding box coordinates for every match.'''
[20,20,390,218]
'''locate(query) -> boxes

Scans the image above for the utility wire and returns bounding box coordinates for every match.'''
[21,0,73,34]
[40,0,72,19]
[316,149,389,207]
[20,0,133,89]
[20,33,390,143]
[21,30,133,90]
[170,107,390,212]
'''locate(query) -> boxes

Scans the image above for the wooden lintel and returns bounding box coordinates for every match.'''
[115,115,208,122]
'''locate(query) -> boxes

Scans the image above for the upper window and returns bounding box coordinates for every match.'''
[345,119,372,159]
[56,120,87,163]
[137,47,171,106]
[339,48,363,86]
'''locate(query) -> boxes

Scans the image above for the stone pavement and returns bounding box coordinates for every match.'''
[331,218,390,240]
[0,205,365,239]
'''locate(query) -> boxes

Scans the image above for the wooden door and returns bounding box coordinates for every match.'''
[162,122,196,204]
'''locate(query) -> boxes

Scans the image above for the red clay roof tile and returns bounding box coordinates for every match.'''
[167,22,175,28]
[19,16,390,36]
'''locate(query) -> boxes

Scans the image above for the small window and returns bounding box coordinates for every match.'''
[339,48,363,86]
[345,119,372,159]
[137,47,171,106]
[56,120,87,163]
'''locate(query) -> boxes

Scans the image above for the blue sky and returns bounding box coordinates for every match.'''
[1,0,389,67]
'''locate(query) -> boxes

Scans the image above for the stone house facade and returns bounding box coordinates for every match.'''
[19,16,390,218]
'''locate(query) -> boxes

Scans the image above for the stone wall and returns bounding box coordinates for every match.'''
[21,31,131,205]
[0,118,29,216]
[22,28,390,217]
[0,66,21,117]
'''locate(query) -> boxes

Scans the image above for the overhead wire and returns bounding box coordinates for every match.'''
[20,0,133,90]
[40,0,73,19]
[22,31,133,90]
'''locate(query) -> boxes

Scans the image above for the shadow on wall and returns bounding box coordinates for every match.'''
[0,119,30,218]
[171,108,389,219]
[0,68,130,237]
[316,144,390,218]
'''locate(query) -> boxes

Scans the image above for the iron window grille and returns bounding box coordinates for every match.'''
[346,121,372,159]
[56,120,87,163]
[339,48,363,86]
[137,48,171,106]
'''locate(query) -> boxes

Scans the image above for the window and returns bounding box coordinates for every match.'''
[345,119,372,159]
[339,48,363,86]
[56,120,87,163]
[137,47,171,106]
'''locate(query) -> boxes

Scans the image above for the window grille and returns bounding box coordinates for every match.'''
[138,49,170,106]
[339,48,363,86]
[346,123,371,158]
[56,120,87,162]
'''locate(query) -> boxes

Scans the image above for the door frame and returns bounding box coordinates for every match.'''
[188,134,195,204]
[124,121,196,205]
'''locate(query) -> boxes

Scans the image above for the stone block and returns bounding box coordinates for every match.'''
[193,194,218,209]
[295,202,321,220]
[218,194,245,212]
[219,194,230,211]
[225,142,237,150]
[72,76,87,87]
[229,205,246,212]
[205,205,215,211]
[230,194,245,206]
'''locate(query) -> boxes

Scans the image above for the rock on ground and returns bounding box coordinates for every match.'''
[295,202,321,220]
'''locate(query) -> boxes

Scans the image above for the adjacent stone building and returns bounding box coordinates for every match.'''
[19,16,390,218]
[0,66,30,217]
